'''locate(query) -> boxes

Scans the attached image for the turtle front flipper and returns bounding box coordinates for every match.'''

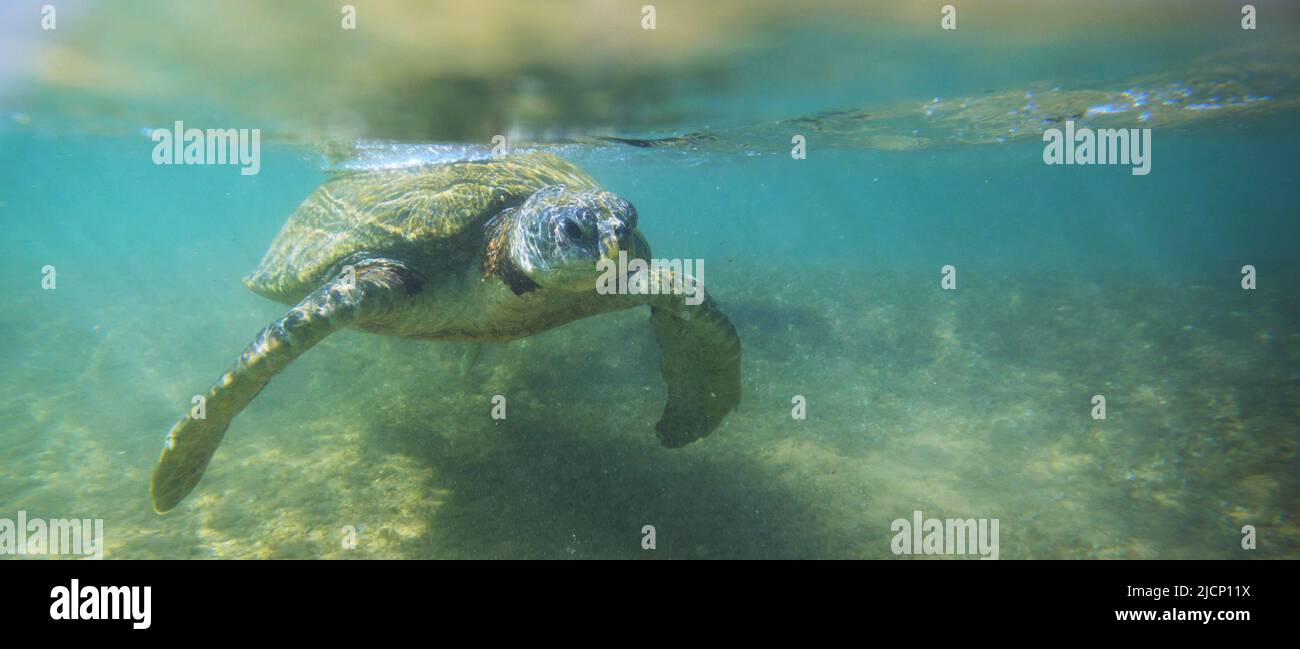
[641,271,742,447]
[150,260,416,513]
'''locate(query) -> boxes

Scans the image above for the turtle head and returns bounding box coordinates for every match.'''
[496,185,638,293]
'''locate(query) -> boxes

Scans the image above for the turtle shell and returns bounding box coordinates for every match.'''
[244,151,600,301]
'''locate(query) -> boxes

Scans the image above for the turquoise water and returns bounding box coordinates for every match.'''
[1,1,1298,558]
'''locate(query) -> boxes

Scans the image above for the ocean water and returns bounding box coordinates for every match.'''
[1,1,1297,559]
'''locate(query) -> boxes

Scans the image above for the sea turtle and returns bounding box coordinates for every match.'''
[149,152,741,512]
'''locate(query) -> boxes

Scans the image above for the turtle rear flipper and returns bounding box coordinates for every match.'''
[643,273,742,447]
[150,260,415,513]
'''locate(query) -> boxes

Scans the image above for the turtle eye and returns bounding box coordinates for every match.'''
[561,219,583,239]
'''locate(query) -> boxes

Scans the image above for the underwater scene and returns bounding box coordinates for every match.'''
[1,0,1297,560]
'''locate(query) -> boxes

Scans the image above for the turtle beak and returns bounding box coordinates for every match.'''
[600,233,620,261]
[598,220,625,261]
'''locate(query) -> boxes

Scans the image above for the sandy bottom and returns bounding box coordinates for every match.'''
[2,265,1296,559]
